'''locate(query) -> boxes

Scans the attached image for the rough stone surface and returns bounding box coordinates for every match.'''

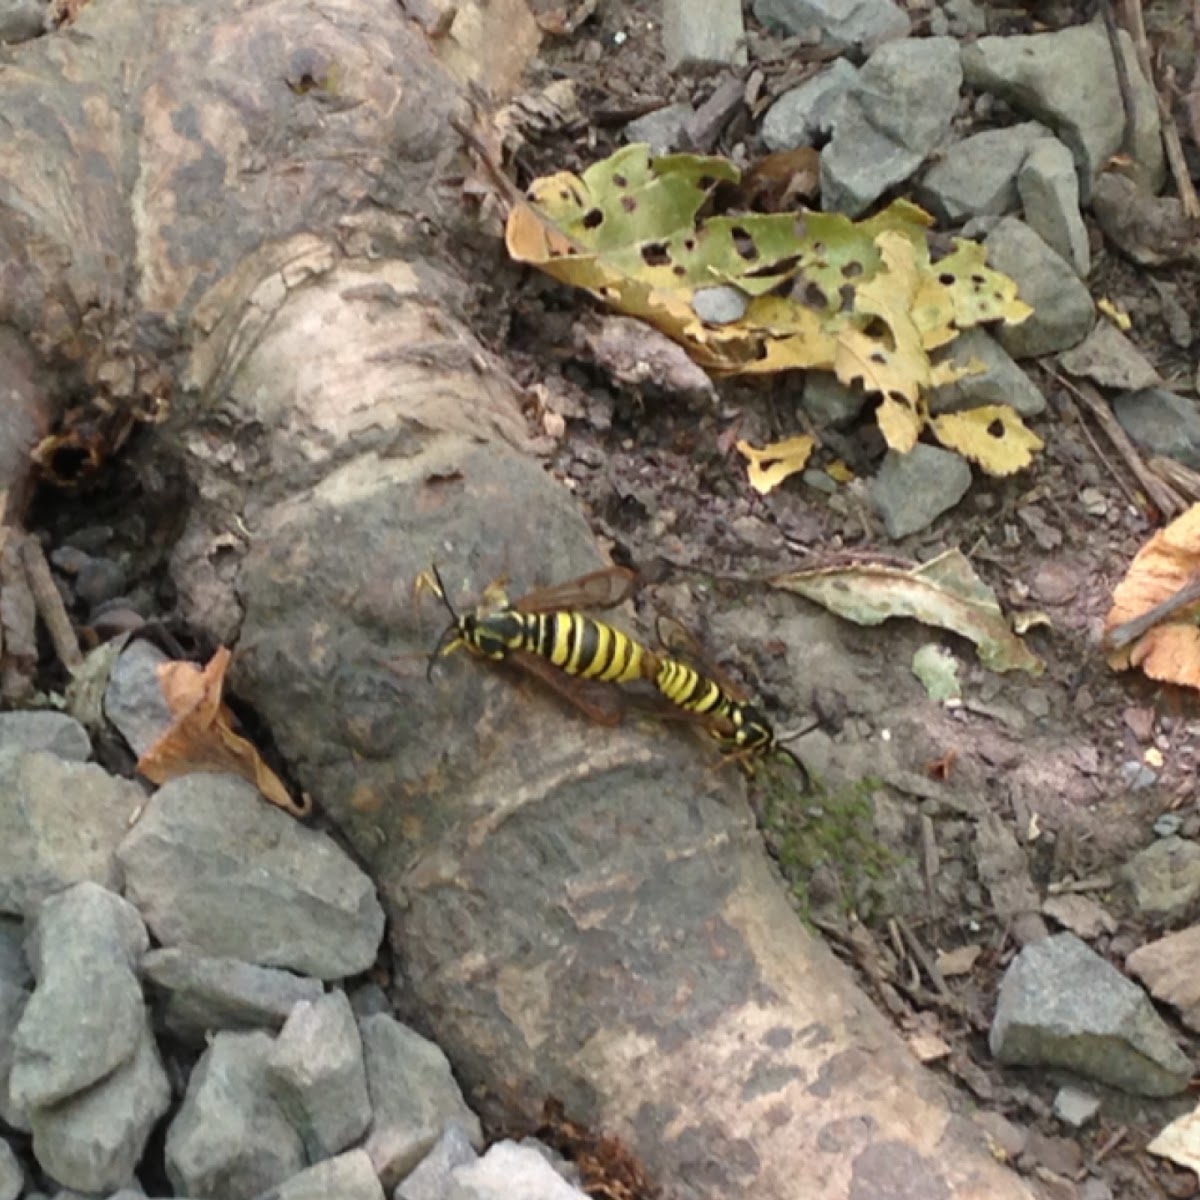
[360,1014,483,1190]
[930,329,1046,417]
[446,1141,587,1200]
[870,444,972,539]
[0,919,29,990]
[1112,389,1200,471]
[916,123,1048,222]
[1017,137,1090,276]
[1127,926,1200,1033]
[761,59,858,151]
[801,373,868,426]
[272,1149,384,1200]
[0,713,90,762]
[396,1124,479,1200]
[0,751,146,917]
[961,22,1164,197]
[821,37,961,216]
[984,218,1094,357]
[102,639,174,759]
[662,0,745,69]
[141,948,324,1044]
[118,774,384,980]
[10,884,148,1111]
[623,104,693,155]
[1058,323,1160,392]
[754,0,909,50]
[267,990,372,1162]
[1090,171,1200,266]
[0,979,29,1131]
[165,1031,305,1200]
[0,1138,20,1200]
[990,932,1192,1097]
[1120,835,1200,922]
[29,1024,170,1195]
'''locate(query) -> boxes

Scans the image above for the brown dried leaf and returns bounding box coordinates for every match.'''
[138,648,310,817]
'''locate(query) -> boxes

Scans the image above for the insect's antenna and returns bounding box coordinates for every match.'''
[425,564,464,681]
[777,716,820,745]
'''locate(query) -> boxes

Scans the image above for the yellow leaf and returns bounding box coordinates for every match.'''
[876,395,922,453]
[736,435,816,494]
[929,405,1043,476]
[1097,297,1132,331]
[826,459,855,483]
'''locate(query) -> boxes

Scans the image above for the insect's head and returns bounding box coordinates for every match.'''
[425,564,470,679]
[729,702,776,753]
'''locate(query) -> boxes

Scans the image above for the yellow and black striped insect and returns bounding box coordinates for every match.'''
[419,564,649,727]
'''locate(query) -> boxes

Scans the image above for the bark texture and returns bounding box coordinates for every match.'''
[0,3,1042,1197]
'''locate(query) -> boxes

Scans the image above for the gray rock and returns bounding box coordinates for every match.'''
[141,948,324,1044]
[662,0,745,69]
[29,1024,170,1195]
[1090,171,1200,266]
[267,990,371,1162]
[990,932,1192,1096]
[165,1031,305,1200]
[870,444,972,539]
[1126,925,1200,1033]
[102,639,173,760]
[930,329,1045,417]
[984,218,1094,357]
[118,774,384,980]
[916,123,1048,222]
[1058,323,1160,391]
[801,373,868,427]
[961,21,1164,198]
[1112,389,1200,471]
[0,713,90,762]
[272,1149,384,1200]
[623,104,693,156]
[360,1014,483,1190]
[821,38,962,217]
[1120,835,1200,921]
[0,979,29,1131]
[0,0,42,44]
[10,883,148,1110]
[1053,1085,1100,1127]
[0,751,145,917]
[0,918,29,990]
[1018,137,1090,276]
[753,0,909,50]
[0,1138,20,1200]
[761,59,858,152]
[447,1141,587,1200]
[396,1124,479,1200]
[939,0,985,36]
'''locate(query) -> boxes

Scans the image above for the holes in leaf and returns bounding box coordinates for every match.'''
[988,418,1005,438]
[841,261,863,279]
[620,195,636,213]
[641,242,671,267]
[731,226,758,262]
[938,273,954,287]
[796,281,828,310]
[613,173,628,188]
[582,209,603,230]
[838,284,855,312]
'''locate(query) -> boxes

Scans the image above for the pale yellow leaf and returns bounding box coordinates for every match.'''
[736,435,816,494]
[929,405,1043,476]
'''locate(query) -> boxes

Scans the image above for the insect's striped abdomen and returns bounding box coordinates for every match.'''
[533,612,647,683]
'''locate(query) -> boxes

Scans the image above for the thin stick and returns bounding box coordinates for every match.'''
[1053,383,1142,511]
[1148,453,1200,501]
[19,534,82,671]
[1103,572,1200,650]
[1048,369,1188,518]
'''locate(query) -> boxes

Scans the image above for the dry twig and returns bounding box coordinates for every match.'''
[19,534,82,672]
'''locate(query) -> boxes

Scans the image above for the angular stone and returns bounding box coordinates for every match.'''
[1112,389,1200,471]
[1120,835,1200,921]
[1018,137,1089,276]
[0,1137,21,1200]
[272,1149,384,1200]
[1127,926,1200,1032]
[962,22,1164,197]
[396,1124,479,1200]
[446,1141,587,1200]
[662,0,745,69]
[141,948,323,1044]
[102,639,174,760]
[870,444,972,539]
[984,218,1094,357]
[761,59,858,152]
[29,1023,170,1195]
[916,123,1048,222]
[0,713,90,762]
[118,774,384,980]
[754,0,909,50]
[801,372,868,426]
[623,104,693,156]
[0,0,42,45]
[990,932,1192,1096]
[10,884,148,1110]
[0,751,145,917]
[360,1014,483,1189]
[821,38,961,216]
[165,1031,305,1200]
[267,990,372,1161]
[0,919,29,990]
[0,979,29,1131]
[931,329,1045,417]
[1058,322,1160,391]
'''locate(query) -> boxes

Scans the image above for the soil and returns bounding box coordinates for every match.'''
[18,1,1200,1196]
